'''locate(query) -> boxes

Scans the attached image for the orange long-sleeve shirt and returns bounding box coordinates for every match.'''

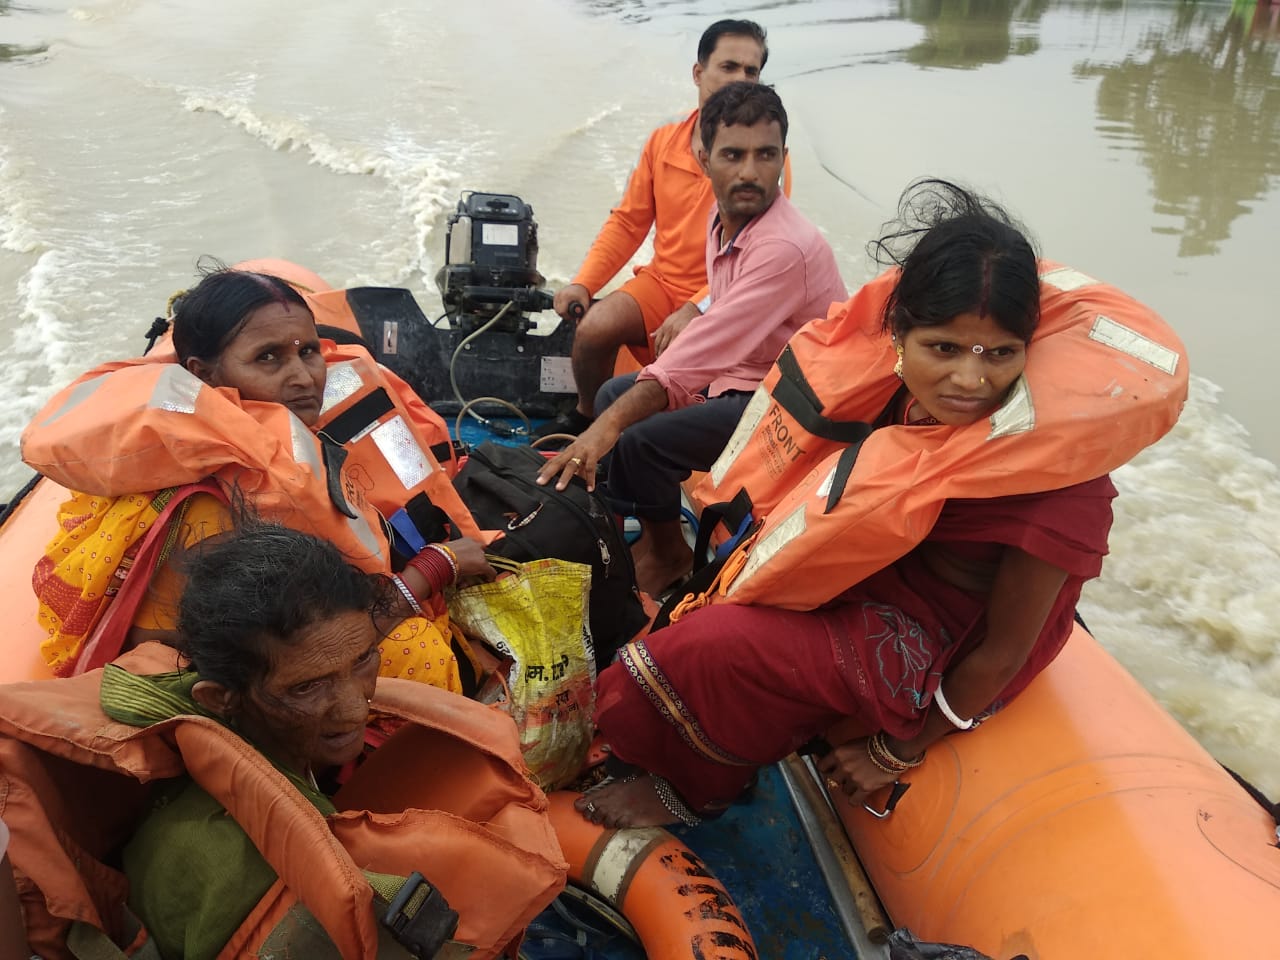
[572,110,791,304]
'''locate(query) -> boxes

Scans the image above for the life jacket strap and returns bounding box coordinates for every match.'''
[376,870,462,960]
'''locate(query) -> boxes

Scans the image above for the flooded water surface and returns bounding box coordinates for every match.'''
[1,0,1278,793]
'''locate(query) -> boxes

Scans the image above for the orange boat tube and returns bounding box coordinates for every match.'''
[546,792,758,960]
[834,623,1280,960]
[0,478,61,684]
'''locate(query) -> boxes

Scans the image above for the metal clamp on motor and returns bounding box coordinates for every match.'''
[381,871,461,959]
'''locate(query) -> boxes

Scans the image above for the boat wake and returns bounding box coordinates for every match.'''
[181,89,469,287]
[1081,374,1280,798]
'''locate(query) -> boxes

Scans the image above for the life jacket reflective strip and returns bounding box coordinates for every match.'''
[233,266,457,470]
[545,793,759,959]
[303,288,459,476]
[691,261,1189,610]
[22,363,392,575]
[0,644,567,960]
[316,344,488,545]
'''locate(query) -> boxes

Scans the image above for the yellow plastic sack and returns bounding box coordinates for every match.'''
[447,557,595,790]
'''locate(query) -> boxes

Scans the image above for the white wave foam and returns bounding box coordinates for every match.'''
[0,116,41,255]
[180,92,465,287]
[69,0,140,23]
[1081,374,1280,797]
[569,103,624,137]
[0,252,80,483]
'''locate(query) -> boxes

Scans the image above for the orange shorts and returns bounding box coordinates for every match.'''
[618,267,698,367]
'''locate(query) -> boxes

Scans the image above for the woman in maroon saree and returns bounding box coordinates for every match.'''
[578,180,1119,828]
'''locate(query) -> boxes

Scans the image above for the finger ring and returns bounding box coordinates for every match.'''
[584,801,596,814]
[826,777,840,793]
[569,457,583,466]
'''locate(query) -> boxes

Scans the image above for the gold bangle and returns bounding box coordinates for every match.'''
[870,731,924,771]
[867,732,909,772]
[865,736,901,775]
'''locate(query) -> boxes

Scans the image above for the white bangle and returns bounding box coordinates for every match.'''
[933,682,974,730]
[391,574,423,616]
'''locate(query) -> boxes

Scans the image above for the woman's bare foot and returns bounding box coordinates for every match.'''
[575,773,681,829]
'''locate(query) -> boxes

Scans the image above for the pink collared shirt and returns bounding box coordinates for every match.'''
[637,192,847,409]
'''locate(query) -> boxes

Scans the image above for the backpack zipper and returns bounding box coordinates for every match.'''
[472,447,633,582]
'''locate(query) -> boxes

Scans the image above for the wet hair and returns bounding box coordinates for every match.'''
[698,19,768,69]
[871,179,1041,342]
[700,82,788,154]
[171,259,311,365]
[176,521,391,694]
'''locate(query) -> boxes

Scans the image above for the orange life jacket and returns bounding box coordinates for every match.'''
[252,257,459,479]
[689,262,1189,610]
[316,343,485,544]
[300,284,459,478]
[0,643,567,960]
[22,361,392,574]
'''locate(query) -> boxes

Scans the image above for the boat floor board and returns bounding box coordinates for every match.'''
[673,763,857,959]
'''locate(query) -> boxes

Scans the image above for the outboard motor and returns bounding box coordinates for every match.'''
[344,191,575,422]
[436,192,554,332]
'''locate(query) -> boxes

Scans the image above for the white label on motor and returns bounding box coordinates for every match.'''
[482,223,519,246]
[539,356,575,393]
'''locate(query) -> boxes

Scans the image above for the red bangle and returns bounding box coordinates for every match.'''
[407,546,455,595]
[424,543,459,583]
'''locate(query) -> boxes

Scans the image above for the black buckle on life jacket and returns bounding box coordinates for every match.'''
[381,871,460,959]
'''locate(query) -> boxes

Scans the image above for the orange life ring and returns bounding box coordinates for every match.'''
[547,792,759,960]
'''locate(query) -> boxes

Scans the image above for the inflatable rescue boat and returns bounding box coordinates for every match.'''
[2,253,1277,959]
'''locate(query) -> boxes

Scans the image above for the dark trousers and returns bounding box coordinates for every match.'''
[596,374,753,521]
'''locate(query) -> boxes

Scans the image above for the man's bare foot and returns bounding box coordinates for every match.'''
[575,773,681,829]
[634,547,693,599]
[629,533,653,565]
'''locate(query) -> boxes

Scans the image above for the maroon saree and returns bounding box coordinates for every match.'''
[595,475,1118,812]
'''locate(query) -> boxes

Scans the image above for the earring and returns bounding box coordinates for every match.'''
[893,345,904,379]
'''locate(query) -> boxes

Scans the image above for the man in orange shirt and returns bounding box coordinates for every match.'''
[538,19,781,439]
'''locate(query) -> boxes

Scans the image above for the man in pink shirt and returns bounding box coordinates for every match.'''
[538,82,847,597]
[536,19,775,441]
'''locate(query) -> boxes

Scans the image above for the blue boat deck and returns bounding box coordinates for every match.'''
[454,421,868,957]
[675,764,859,959]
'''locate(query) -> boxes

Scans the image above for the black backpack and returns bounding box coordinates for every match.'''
[453,442,647,670]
